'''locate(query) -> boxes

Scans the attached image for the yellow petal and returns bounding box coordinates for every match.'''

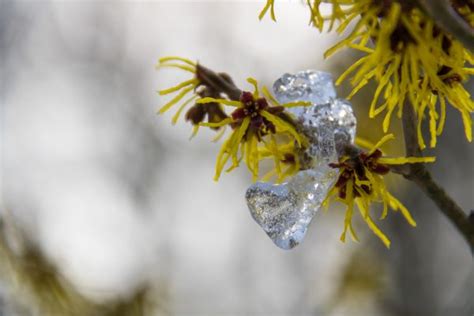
[158,56,196,66]
[197,98,242,107]
[158,86,194,114]
[171,95,198,125]
[378,157,436,165]
[159,79,198,95]
[369,134,395,155]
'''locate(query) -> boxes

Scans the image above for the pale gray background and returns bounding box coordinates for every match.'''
[1,1,473,315]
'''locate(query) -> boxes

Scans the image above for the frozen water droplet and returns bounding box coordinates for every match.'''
[246,168,337,249]
[273,70,337,117]
[296,119,339,170]
[301,99,357,151]
[245,70,357,249]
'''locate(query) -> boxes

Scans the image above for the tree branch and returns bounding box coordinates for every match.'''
[196,64,242,101]
[399,101,474,252]
[416,0,474,52]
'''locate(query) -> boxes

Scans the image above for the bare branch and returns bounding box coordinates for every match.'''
[400,101,474,252]
[416,0,474,51]
[196,64,242,101]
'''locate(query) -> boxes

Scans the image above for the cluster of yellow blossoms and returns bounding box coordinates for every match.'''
[157,57,310,182]
[157,0,471,246]
[325,134,434,247]
[256,0,472,245]
[261,0,474,149]
[157,56,436,247]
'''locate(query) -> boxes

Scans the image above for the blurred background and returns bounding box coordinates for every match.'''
[0,1,473,315]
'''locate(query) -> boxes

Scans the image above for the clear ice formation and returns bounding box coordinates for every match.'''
[246,165,338,249]
[246,70,357,249]
[297,99,357,169]
[273,70,337,117]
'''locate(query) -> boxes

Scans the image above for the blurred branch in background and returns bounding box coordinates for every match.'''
[320,249,392,316]
[0,217,168,316]
[1,1,472,315]
[416,0,474,51]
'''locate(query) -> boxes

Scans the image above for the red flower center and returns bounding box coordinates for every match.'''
[329,149,391,199]
[230,91,284,140]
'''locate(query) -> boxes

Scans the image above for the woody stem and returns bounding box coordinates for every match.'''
[196,64,242,101]
[399,101,474,252]
[415,0,474,52]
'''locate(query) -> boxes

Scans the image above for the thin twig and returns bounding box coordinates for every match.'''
[399,101,474,252]
[196,64,242,101]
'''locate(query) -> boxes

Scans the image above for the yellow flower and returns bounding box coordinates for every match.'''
[307,0,348,31]
[261,1,474,148]
[260,0,349,29]
[258,140,301,183]
[259,0,276,21]
[324,2,473,148]
[157,58,311,182]
[156,56,200,128]
[157,57,230,138]
[325,134,436,247]
[197,78,310,181]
